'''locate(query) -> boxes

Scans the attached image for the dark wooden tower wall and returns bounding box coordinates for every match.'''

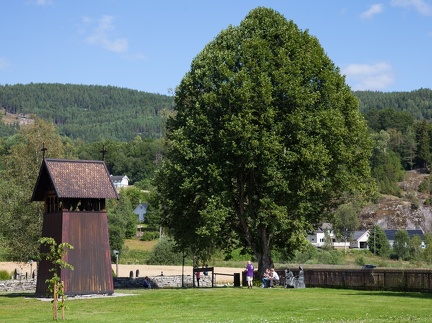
[63,211,113,294]
[36,211,113,295]
[32,159,118,296]
[35,212,63,295]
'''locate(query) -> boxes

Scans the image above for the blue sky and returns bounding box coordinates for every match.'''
[1,0,431,95]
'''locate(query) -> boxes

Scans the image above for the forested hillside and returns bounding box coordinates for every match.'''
[355,88,432,119]
[2,83,432,193]
[0,83,174,142]
[2,84,432,142]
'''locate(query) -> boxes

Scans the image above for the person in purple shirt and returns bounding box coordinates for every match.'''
[246,260,254,288]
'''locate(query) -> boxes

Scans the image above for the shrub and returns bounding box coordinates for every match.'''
[389,253,399,260]
[140,231,159,241]
[355,256,366,266]
[418,176,432,194]
[293,243,318,263]
[0,270,11,280]
[146,238,183,265]
[316,249,343,265]
[406,192,421,210]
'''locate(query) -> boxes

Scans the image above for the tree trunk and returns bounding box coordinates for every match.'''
[53,282,58,320]
[254,226,273,278]
[256,252,272,278]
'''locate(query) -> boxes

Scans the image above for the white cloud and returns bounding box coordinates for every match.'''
[0,57,9,69]
[342,62,395,91]
[83,16,128,53]
[391,0,432,16]
[360,4,384,19]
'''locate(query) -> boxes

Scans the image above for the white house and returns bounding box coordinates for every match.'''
[350,230,370,249]
[306,223,337,248]
[110,175,129,188]
[133,202,148,223]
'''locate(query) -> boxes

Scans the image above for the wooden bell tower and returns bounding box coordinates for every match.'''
[32,159,118,296]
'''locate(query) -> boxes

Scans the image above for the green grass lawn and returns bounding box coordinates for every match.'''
[1,287,432,322]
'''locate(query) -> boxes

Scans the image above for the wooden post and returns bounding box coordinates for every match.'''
[61,296,65,320]
[53,282,58,320]
[61,280,65,320]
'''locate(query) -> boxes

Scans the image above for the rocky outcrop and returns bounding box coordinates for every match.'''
[360,169,432,232]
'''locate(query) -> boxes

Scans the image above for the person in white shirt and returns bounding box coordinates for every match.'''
[269,268,279,288]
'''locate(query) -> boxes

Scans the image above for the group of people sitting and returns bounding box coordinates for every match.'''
[246,260,305,289]
[261,268,279,288]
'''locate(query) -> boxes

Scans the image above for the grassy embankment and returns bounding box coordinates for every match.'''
[120,237,432,270]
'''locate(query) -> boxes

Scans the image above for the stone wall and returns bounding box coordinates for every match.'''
[0,274,218,293]
[0,279,36,292]
[114,274,216,289]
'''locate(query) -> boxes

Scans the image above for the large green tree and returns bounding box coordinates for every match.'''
[423,233,432,264]
[333,202,360,243]
[368,225,391,258]
[0,118,67,262]
[370,130,405,195]
[154,7,373,274]
[393,230,410,260]
[409,234,423,261]
[414,120,431,169]
[106,189,137,259]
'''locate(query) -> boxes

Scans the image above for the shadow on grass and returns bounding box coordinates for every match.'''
[0,292,37,298]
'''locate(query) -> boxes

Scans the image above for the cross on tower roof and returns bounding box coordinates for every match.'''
[41,142,47,159]
[100,145,107,160]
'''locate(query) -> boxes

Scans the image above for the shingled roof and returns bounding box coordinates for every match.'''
[31,159,119,201]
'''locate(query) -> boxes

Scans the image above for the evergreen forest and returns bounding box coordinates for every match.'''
[0,83,174,142]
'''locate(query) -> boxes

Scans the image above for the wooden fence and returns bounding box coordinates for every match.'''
[301,268,432,292]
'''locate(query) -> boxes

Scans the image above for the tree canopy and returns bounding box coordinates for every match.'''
[333,202,360,241]
[154,7,373,273]
[368,225,391,258]
[0,119,66,262]
[393,230,410,260]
